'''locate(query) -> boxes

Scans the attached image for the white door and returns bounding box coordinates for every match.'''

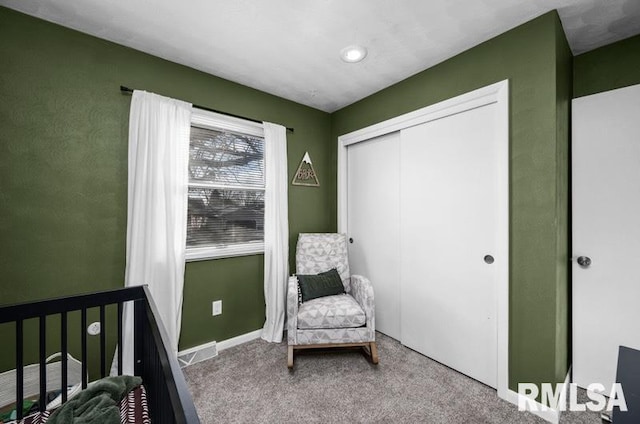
[572,84,640,391]
[400,103,499,388]
[347,132,401,340]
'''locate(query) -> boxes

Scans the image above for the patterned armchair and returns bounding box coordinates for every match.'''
[287,233,378,368]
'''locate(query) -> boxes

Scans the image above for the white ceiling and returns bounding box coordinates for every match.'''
[2,0,639,112]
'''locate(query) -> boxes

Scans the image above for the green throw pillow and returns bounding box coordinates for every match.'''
[297,268,345,302]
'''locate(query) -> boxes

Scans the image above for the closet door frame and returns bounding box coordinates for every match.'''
[337,80,510,401]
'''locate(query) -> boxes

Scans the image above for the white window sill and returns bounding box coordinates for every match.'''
[185,242,264,262]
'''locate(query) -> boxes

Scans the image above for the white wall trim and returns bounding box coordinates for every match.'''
[506,390,560,424]
[186,107,266,262]
[191,107,264,137]
[558,366,571,420]
[505,368,571,424]
[178,329,262,357]
[186,242,265,262]
[217,329,263,352]
[338,84,503,147]
[337,79,510,401]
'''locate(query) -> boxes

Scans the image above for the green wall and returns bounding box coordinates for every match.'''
[573,34,640,98]
[554,16,573,384]
[0,6,333,375]
[331,12,571,392]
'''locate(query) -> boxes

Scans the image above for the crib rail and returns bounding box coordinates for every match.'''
[0,286,200,423]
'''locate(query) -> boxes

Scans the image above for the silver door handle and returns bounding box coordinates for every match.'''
[577,256,591,267]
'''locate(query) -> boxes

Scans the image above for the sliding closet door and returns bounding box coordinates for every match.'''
[400,103,499,388]
[347,132,401,340]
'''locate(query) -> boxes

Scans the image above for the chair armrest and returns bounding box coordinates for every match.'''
[287,276,299,344]
[350,275,375,331]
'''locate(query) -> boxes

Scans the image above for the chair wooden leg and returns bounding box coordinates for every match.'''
[370,342,379,364]
[287,345,294,369]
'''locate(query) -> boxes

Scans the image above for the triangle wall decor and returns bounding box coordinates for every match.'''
[292,151,320,187]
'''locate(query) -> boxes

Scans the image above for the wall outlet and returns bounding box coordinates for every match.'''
[87,322,101,336]
[212,300,222,316]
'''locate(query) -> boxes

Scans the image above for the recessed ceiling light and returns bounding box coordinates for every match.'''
[340,45,367,63]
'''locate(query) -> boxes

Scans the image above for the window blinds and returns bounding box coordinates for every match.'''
[187,126,265,248]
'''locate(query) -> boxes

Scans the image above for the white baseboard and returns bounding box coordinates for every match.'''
[506,390,560,423]
[179,328,263,357]
[558,367,571,416]
[217,329,263,352]
[505,368,571,424]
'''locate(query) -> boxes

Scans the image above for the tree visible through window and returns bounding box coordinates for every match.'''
[187,126,265,250]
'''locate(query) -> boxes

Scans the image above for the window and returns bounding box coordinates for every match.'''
[185,109,265,261]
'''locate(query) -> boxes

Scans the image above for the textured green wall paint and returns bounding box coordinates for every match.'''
[331,12,569,391]
[0,7,333,375]
[573,34,640,98]
[554,16,572,384]
[183,255,266,346]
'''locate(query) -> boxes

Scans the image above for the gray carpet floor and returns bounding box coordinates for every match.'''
[184,333,602,423]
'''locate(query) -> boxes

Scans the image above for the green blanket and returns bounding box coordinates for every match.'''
[47,375,142,424]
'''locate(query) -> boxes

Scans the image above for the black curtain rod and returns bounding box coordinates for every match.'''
[120,86,294,133]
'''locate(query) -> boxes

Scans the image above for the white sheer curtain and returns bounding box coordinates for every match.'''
[261,122,289,343]
[120,90,192,374]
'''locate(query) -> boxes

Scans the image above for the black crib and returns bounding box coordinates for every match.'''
[0,286,200,423]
